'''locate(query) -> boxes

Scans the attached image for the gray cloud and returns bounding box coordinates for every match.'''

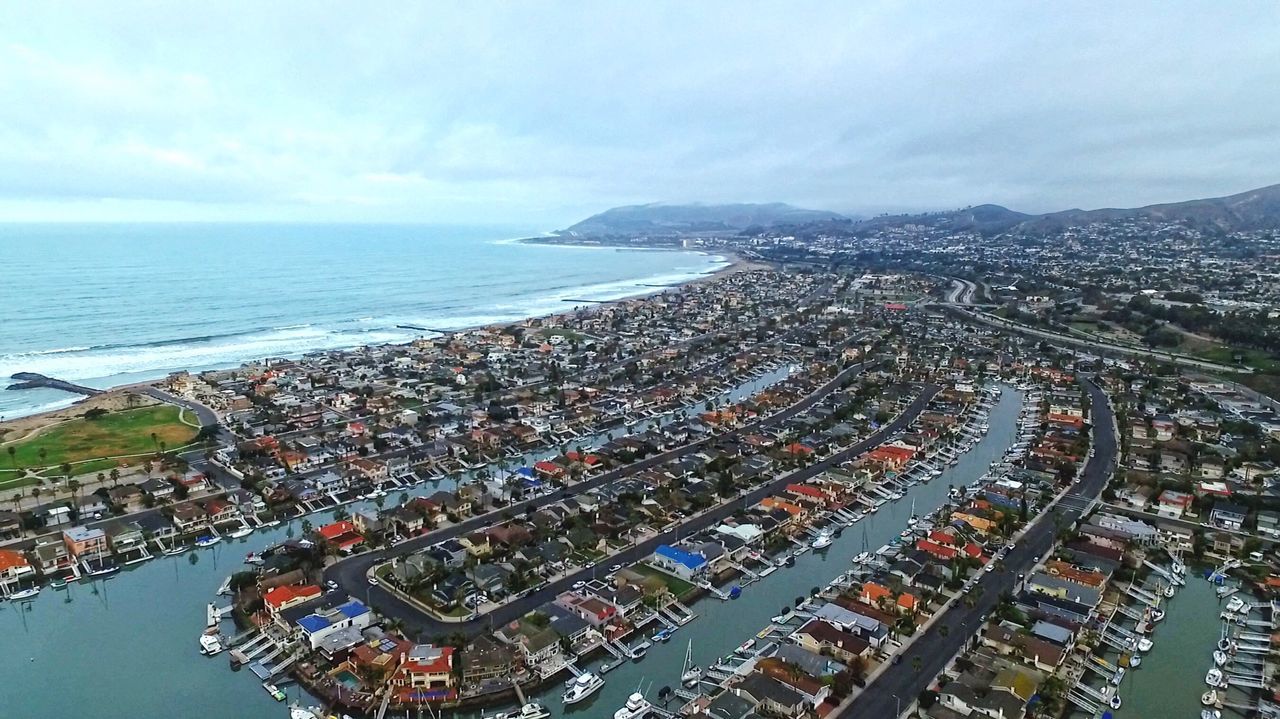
[0,1,1277,224]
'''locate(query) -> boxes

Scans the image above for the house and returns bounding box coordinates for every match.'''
[296,598,373,649]
[169,503,210,534]
[317,520,364,553]
[649,544,709,581]
[793,619,870,663]
[264,584,323,615]
[1210,502,1247,531]
[0,549,36,593]
[105,521,147,558]
[462,636,514,685]
[1155,490,1194,519]
[63,526,109,560]
[731,672,809,717]
[393,644,456,699]
[31,538,75,577]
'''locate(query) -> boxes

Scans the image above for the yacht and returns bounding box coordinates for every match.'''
[614,692,652,719]
[811,530,834,550]
[290,706,322,719]
[7,587,39,601]
[199,633,224,656]
[485,703,552,719]
[1205,668,1224,688]
[852,552,871,565]
[562,673,605,705]
[1136,637,1153,652]
[228,526,253,539]
[1226,596,1246,614]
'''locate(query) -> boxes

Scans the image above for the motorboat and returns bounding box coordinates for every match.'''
[736,638,757,655]
[1226,596,1246,614]
[228,526,253,539]
[562,672,605,705]
[1108,695,1122,709]
[613,693,652,719]
[485,703,552,719]
[1137,637,1153,653]
[195,535,222,548]
[852,552,871,565]
[653,628,673,643]
[199,633,224,656]
[245,552,265,566]
[290,705,322,719]
[7,587,39,601]
[1202,689,1218,706]
[1217,637,1231,652]
[1203,710,1222,719]
[264,683,286,701]
[811,530,833,550]
[262,519,282,528]
[1213,650,1228,667]
[1205,668,1224,687]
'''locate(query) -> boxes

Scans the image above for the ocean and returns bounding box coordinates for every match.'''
[0,223,726,420]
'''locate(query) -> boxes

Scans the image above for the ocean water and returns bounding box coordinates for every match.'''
[0,224,726,419]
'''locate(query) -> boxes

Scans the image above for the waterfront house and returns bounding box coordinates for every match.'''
[135,513,176,543]
[981,624,1066,672]
[462,635,514,686]
[0,549,35,593]
[296,598,373,650]
[63,525,109,560]
[169,502,210,534]
[105,521,147,560]
[264,584,323,616]
[649,544,709,581]
[30,538,74,577]
[392,644,456,701]
[317,520,364,554]
[731,672,810,717]
[793,619,870,663]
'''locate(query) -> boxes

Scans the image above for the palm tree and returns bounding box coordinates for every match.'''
[6,446,15,470]
[911,656,923,674]
[150,432,159,453]
[67,479,81,508]
[109,468,121,487]
[31,487,42,516]
[60,462,72,478]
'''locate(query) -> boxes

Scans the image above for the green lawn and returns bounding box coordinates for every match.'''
[1191,344,1280,373]
[1,405,198,475]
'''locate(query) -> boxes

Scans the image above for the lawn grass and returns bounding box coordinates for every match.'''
[1191,344,1280,373]
[631,563,695,597]
[1,405,198,474]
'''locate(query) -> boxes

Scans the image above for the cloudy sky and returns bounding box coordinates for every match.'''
[1,2,1277,226]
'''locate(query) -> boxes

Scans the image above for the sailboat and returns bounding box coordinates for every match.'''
[906,498,918,527]
[681,639,702,686]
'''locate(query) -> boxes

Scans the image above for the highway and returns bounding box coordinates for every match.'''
[325,368,939,638]
[837,376,1117,718]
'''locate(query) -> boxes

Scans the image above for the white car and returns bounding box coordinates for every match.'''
[984,562,996,573]
[609,563,623,573]
[572,580,586,590]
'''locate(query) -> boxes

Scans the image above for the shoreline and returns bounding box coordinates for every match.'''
[0,250,758,436]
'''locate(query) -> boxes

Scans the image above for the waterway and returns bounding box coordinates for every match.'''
[466,384,1025,718]
[0,382,1020,719]
[1110,567,1233,717]
[0,364,795,719]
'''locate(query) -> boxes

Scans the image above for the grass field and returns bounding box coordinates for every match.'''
[0,405,199,476]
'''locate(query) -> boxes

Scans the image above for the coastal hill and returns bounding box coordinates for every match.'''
[841,183,1280,236]
[558,202,847,236]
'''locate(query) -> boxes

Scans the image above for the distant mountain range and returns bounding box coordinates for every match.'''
[558,202,848,236]
[841,183,1280,235]
[561,183,1280,238]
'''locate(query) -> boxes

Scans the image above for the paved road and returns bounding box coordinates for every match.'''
[838,376,1117,718]
[325,364,931,639]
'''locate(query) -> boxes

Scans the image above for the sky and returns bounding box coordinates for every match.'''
[0,2,1278,227]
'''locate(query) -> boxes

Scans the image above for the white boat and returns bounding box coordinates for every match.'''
[811,530,833,550]
[851,552,871,565]
[1137,637,1153,652]
[1203,710,1221,719]
[1213,650,1228,667]
[228,526,253,539]
[1202,689,1218,706]
[195,535,222,548]
[486,703,552,719]
[735,639,756,655]
[680,639,702,686]
[199,633,224,656]
[907,498,918,527]
[613,692,652,719]
[217,576,233,596]
[1205,668,1224,687]
[7,587,39,601]
[164,544,190,556]
[290,706,321,719]
[1226,596,1245,614]
[262,519,282,528]
[562,672,605,705]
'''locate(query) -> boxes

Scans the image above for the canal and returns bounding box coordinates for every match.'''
[1110,566,1226,717]
[0,364,796,719]
[468,384,1026,718]
[0,379,1018,719]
